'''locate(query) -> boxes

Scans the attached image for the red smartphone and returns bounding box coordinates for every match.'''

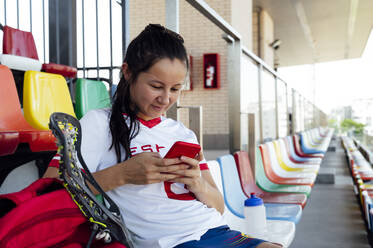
[164,141,201,159]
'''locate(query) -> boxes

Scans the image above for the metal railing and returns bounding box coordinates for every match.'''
[2,0,329,154]
[184,0,328,156]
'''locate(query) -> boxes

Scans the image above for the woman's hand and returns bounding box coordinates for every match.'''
[168,153,206,194]
[121,152,189,185]
[167,151,225,214]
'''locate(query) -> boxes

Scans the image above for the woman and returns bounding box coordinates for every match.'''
[44,24,281,248]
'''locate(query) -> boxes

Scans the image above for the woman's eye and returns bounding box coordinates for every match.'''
[151,85,162,89]
[171,88,181,92]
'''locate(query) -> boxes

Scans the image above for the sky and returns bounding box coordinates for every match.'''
[278,30,373,115]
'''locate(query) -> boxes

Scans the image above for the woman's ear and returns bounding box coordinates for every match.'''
[122,63,131,81]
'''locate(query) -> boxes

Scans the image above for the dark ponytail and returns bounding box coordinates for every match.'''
[109,24,189,163]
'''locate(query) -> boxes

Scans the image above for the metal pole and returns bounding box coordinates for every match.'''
[109,0,113,91]
[228,38,242,153]
[275,76,279,139]
[122,0,129,60]
[82,0,86,77]
[29,0,32,32]
[258,64,263,143]
[248,113,256,177]
[4,0,6,25]
[165,0,180,121]
[55,0,60,63]
[95,0,99,79]
[42,0,46,63]
[166,0,179,33]
[17,0,19,29]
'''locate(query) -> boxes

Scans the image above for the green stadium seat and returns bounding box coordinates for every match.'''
[74,79,111,119]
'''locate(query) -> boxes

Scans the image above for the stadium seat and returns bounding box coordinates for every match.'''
[273,140,320,171]
[0,65,56,152]
[293,135,324,159]
[299,132,325,154]
[255,148,312,197]
[208,160,296,247]
[260,144,316,185]
[233,151,307,208]
[0,65,56,185]
[1,25,77,77]
[74,78,111,119]
[23,71,76,130]
[283,137,322,164]
[217,154,302,224]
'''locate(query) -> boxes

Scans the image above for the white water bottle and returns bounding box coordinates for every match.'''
[244,193,268,240]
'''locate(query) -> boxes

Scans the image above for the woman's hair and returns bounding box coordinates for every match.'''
[109,24,189,163]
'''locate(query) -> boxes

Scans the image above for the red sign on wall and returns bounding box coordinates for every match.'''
[203,53,220,89]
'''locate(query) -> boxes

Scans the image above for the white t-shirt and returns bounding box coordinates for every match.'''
[76,109,226,248]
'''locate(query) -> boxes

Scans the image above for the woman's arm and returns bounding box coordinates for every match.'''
[43,152,189,194]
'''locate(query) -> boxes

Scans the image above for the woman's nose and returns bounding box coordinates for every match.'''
[157,90,170,105]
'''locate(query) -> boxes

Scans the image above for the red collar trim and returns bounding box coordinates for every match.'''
[122,113,162,128]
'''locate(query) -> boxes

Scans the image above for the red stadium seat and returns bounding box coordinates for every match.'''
[233,151,307,208]
[2,25,77,78]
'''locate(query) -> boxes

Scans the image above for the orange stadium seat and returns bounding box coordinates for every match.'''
[259,144,315,186]
[0,65,56,153]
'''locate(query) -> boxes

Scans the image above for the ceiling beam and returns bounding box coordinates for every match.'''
[345,0,359,58]
[291,0,316,62]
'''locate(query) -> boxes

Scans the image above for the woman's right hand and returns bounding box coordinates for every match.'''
[121,152,188,185]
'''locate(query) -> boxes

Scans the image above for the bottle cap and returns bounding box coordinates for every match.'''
[244,193,263,206]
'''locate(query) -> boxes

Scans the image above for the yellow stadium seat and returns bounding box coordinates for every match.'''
[23,71,76,130]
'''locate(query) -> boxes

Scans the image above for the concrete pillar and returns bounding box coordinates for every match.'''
[165,0,179,121]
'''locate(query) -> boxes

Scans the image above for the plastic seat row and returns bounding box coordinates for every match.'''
[206,128,332,247]
[0,24,111,118]
[0,24,77,78]
[341,136,373,234]
[342,136,373,181]
[0,64,111,186]
[0,64,112,153]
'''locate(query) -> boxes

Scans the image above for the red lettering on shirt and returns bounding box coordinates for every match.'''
[130,147,137,156]
[156,144,165,152]
[141,145,153,152]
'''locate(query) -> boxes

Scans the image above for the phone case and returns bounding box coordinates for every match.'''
[164,141,201,159]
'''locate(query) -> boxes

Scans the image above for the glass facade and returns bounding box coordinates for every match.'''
[277,80,288,137]
[241,55,261,149]
[261,69,277,140]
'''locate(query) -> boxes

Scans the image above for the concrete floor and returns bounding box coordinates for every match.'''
[290,138,370,248]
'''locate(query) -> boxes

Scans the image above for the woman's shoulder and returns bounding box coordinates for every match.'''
[81,108,111,121]
[80,108,111,130]
[161,116,196,136]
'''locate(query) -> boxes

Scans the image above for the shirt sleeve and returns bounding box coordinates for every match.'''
[79,110,111,173]
[47,110,110,173]
[48,153,61,168]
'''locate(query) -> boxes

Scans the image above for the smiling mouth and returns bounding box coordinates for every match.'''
[151,105,162,111]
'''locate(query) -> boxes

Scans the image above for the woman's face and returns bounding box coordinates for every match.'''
[128,58,187,120]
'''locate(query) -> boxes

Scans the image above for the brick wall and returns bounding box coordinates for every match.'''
[129,0,232,149]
